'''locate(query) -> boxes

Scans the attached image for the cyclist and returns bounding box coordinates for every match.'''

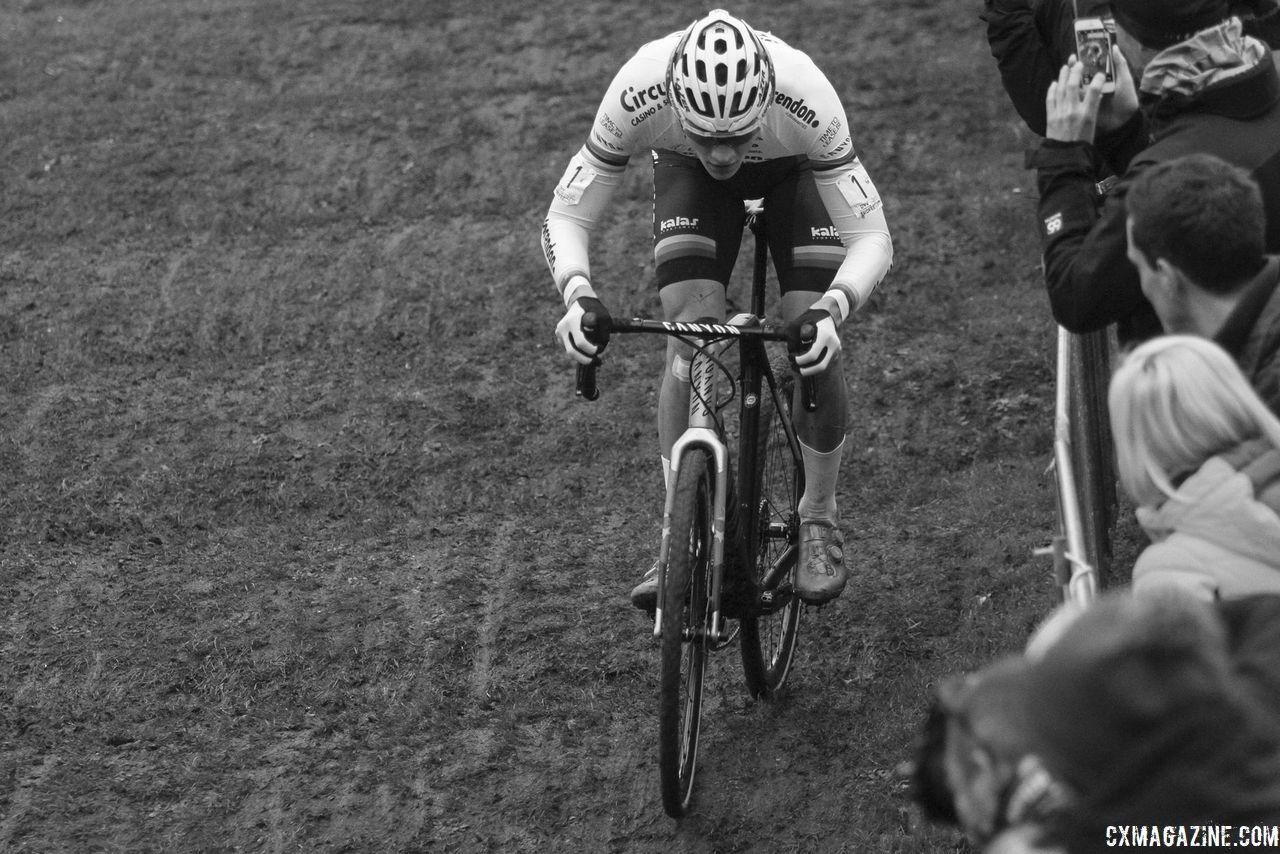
[542,9,894,608]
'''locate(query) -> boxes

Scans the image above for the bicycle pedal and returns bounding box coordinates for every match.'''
[710,619,739,651]
[757,585,795,615]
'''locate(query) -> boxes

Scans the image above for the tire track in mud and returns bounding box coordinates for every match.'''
[0,755,59,849]
[147,248,190,340]
[416,521,520,848]
[223,731,306,853]
[468,518,516,703]
[589,709,665,843]
[17,384,67,440]
[15,384,68,472]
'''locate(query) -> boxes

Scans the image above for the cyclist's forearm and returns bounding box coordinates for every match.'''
[542,216,594,305]
[824,229,893,321]
[813,164,892,320]
[543,146,624,305]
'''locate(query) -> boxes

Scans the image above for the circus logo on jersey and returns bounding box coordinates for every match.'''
[620,82,667,127]
[774,92,821,129]
[621,83,668,112]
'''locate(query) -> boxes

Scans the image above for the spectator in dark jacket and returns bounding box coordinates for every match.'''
[1029,0,1280,345]
[1125,153,1280,413]
[981,0,1113,139]
[1220,594,1280,714]
[982,0,1280,138]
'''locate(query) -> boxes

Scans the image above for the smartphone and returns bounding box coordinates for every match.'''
[1074,17,1116,93]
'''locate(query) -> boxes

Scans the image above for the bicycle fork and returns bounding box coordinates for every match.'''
[654,343,732,643]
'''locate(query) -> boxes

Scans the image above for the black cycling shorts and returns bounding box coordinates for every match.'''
[650,151,844,295]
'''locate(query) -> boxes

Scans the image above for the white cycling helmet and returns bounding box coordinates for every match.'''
[666,9,774,137]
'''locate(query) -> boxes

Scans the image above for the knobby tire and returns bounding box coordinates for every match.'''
[658,449,712,817]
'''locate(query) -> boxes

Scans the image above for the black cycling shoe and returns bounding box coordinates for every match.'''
[629,559,660,612]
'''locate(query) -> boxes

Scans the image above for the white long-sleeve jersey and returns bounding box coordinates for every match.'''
[542,29,893,320]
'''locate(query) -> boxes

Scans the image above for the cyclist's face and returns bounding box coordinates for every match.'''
[685,128,757,180]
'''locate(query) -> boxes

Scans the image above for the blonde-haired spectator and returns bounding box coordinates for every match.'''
[1109,334,1280,599]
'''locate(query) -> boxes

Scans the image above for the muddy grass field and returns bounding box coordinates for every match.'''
[1,1,1137,851]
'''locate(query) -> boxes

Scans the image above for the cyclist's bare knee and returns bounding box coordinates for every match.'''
[661,279,726,365]
[793,351,848,438]
[660,279,725,322]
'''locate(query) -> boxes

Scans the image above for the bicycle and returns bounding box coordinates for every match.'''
[574,207,814,817]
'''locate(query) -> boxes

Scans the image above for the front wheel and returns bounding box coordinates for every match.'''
[658,449,713,817]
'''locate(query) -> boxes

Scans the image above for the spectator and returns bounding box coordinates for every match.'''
[1030,0,1280,345]
[1109,335,1280,599]
[1027,592,1280,714]
[1243,0,1280,43]
[981,0,1113,139]
[911,588,1280,852]
[982,0,1280,139]
[1125,153,1280,413]
[1218,594,1280,712]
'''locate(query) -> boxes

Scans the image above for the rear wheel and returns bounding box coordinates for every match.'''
[739,362,803,699]
[658,449,713,817]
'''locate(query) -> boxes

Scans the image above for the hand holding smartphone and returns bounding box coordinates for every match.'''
[1074,17,1116,94]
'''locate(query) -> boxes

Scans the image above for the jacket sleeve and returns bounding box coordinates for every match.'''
[1028,140,1151,333]
[1131,554,1221,601]
[1252,348,1280,418]
[1218,595,1280,714]
[980,0,1073,136]
[1093,110,1149,177]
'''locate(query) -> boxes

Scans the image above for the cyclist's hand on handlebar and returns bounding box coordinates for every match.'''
[555,296,611,365]
[789,307,839,377]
